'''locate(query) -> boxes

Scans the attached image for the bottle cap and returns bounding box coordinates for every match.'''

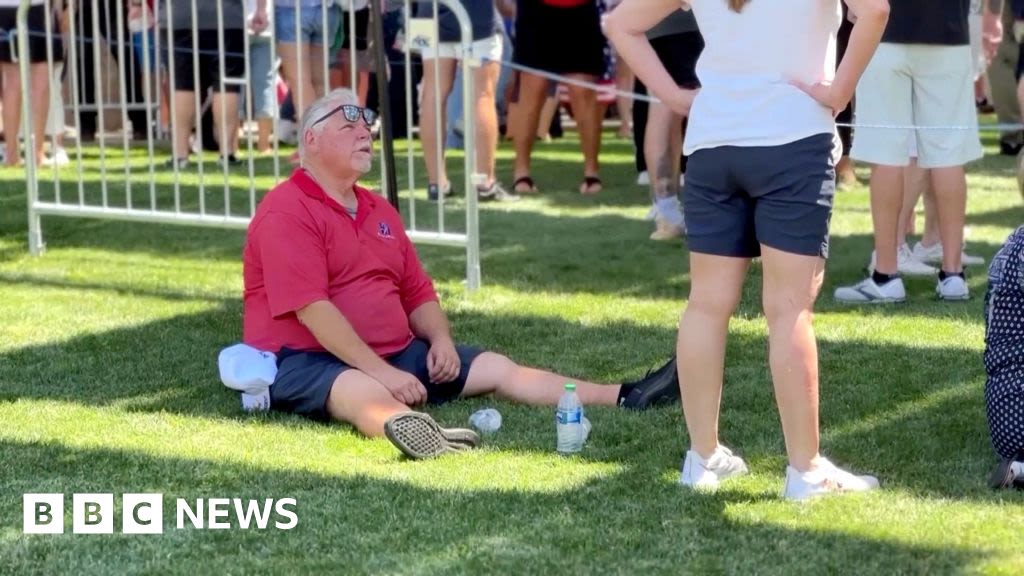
[564,383,576,391]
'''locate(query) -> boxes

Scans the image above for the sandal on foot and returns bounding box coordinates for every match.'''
[579,176,602,195]
[383,411,480,459]
[513,175,538,194]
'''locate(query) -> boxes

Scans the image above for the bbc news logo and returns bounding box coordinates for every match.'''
[23,494,298,534]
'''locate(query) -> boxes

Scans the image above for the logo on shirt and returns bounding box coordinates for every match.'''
[377,222,394,240]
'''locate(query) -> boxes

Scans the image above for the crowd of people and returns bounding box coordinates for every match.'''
[0,0,1021,492]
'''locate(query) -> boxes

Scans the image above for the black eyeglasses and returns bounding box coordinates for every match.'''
[311,104,378,128]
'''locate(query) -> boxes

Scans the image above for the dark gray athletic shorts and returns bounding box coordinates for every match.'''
[271,339,484,421]
[683,133,838,259]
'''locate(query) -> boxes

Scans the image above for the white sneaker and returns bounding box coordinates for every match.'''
[834,276,906,304]
[679,445,749,490]
[783,457,880,501]
[636,171,650,186]
[936,274,969,301]
[910,241,985,267]
[867,244,937,277]
[41,147,70,168]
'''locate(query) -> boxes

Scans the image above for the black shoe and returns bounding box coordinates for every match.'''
[383,411,480,459]
[1000,140,1024,156]
[217,154,241,168]
[618,356,679,410]
[427,182,453,201]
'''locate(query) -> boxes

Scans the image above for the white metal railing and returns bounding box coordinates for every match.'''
[18,0,482,290]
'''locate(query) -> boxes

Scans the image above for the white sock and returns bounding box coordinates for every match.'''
[655,197,684,227]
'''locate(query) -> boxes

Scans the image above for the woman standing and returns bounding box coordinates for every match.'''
[511,0,607,195]
[606,0,889,499]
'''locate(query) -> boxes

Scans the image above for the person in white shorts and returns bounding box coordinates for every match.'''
[413,0,515,202]
[836,0,983,304]
[865,137,988,279]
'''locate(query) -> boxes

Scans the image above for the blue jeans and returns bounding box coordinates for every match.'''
[275,3,340,44]
[240,38,277,120]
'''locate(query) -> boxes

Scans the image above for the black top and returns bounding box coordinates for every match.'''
[882,0,970,46]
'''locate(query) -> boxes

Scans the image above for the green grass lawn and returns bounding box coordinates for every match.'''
[1,128,1023,575]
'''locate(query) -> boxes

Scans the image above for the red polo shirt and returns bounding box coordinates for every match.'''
[242,169,438,357]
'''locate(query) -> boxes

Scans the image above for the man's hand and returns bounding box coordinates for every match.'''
[427,338,460,384]
[376,367,427,406]
[792,80,847,117]
[983,12,1004,61]
[665,87,698,117]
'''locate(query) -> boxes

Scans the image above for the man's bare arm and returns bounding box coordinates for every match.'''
[296,300,393,379]
[296,300,427,404]
[407,301,454,346]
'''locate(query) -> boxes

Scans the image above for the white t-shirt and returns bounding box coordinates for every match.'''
[682,0,842,154]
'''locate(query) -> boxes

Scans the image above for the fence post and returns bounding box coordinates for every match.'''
[18,0,43,254]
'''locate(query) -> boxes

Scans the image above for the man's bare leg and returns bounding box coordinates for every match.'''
[326,370,410,437]
[461,352,620,405]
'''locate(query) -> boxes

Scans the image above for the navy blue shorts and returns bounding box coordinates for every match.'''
[684,133,838,259]
[270,339,484,421]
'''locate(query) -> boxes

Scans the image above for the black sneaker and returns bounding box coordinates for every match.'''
[427,182,453,201]
[1000,140,1024,156]
[618,356,679,410]
[383,411,480,459]
[217,154,242,168]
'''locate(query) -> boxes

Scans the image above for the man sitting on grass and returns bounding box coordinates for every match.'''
[242,88,679,459]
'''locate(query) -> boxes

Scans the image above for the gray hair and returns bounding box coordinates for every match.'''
[298,88,361,163]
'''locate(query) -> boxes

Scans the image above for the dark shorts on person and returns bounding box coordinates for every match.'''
[270,339,485,421]
[651,31,702,89]
[169,29,245,93]
[1016,43,1024,80]
[513,1,604,77]
[0,5,64,64]
[684,133,838,259]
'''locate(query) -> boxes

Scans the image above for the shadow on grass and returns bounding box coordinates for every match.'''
[0,438,988,575]
[965,205,1024,229]
[2,176,1007,320]
[0,301,1003,504]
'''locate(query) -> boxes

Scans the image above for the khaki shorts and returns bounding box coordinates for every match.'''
[416,33,502,67]
[851,43,983,169]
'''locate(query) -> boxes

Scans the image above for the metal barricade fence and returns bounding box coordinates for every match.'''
[17,0,482,290]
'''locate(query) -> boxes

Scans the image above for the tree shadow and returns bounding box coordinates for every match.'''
[0,299,1010,503]
[0,439,989,575]
[965,205,1024,229]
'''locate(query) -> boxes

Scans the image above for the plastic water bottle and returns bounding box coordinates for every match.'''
[556,383,585,454]
[469,408,502,434]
